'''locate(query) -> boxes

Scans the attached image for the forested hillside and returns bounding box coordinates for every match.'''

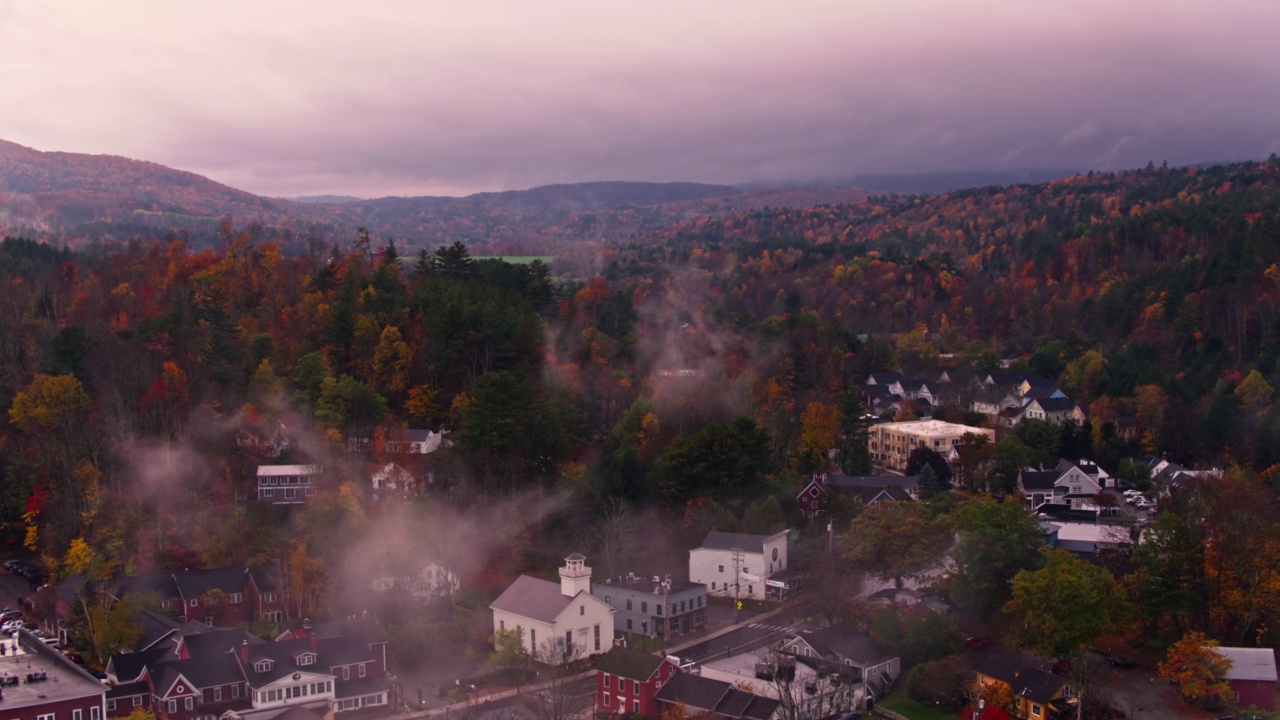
[4,158,1280,671]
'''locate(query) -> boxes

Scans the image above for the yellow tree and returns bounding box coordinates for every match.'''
[371,325,414,401]
[794,401,838,473]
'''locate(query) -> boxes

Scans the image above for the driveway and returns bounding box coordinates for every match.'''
[1096,661,1207,719]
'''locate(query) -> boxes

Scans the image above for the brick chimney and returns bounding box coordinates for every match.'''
[240,639,249,665]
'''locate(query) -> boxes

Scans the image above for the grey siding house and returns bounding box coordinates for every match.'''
[593,573,708,640]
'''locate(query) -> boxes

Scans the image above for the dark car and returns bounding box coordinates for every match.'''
[1104,654,1135,668]
[966,636,994,650]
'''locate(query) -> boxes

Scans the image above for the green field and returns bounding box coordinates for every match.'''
[879,687,958,720]
[471,255,555,264]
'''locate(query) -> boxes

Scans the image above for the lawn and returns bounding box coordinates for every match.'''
[879,686,958,720]
[471,255,555,264]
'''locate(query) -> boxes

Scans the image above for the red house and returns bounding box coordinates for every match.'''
[595,647,680,719]
[1219,647,1277,712]
[4,630,106,720]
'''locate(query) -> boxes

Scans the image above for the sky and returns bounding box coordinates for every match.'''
[1,0,1278,198]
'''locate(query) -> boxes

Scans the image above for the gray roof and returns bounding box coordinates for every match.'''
[974,655,1066,705]
[1218,647,1278,682]
[3,631,106,708]
[794,620,894,667]
[700,531,780,554]
[655,673,778,720]
[1018,470,1059,492]
[825,474,918,491]
[1031,397,1077,413]
[490,575,575,622]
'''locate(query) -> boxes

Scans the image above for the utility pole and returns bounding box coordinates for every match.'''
[827,519,833,556]
[661,574,672,641]
[732,548,744,624]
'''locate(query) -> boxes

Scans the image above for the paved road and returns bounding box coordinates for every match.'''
[675,610,808,662]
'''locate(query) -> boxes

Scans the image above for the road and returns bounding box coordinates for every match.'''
[675,608,809,663]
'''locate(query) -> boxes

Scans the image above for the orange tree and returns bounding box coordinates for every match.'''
[1157,631,1233,708]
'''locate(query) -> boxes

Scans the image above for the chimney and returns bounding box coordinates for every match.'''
[240,639,249,665]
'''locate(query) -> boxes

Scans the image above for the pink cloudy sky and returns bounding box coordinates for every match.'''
[1,0,1277,197]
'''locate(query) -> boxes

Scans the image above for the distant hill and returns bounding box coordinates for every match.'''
[0,139,859,252]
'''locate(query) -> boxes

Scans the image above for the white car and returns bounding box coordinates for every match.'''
[1123,489,1143,497]
[1134,498,1155,509]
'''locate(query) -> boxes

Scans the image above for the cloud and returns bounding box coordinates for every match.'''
[1,1,1279,196]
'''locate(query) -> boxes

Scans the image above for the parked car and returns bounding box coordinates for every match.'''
[966,636,994,650]
[0,609,21,622]
[1134,498,1155,509]
[1105,654,1136,667]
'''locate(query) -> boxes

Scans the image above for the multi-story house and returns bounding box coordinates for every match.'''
[689,530,790,602]
[107,621,389,720]
[105,564,286,628]
[779,620,900,705]
[969,655,1069,720]
[868,420,995,472]
[594,647,681,719]
[1018,459,1113,510]
[489,554,615,664]
[796,473,918,518]
[592,574,707,640]
[256,465,321,505]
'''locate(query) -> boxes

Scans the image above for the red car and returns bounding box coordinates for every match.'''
[966,636,994,650]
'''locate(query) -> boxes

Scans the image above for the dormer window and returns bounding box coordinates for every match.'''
[255,659,274,673]
[297,653,316,667]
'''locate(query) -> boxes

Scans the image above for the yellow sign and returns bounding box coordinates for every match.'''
[736,601,743,610]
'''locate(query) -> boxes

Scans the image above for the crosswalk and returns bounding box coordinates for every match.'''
[747,622,793,633]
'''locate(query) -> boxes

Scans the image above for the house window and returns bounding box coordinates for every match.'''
[718,565,724,573]
[91,708,100,720]
[634,700,640,713]
[530,629,536,648]
[343,667,350,680]
[641,601,647,613]
[299,653,314,666]
[603,693,611,708]
[168,701,177,713]
[748,586,753,595]
[185,698,194,711]
[1031,705,1042,717]
[214,687,222,701]
[627,619,633,631]
[657,604,663,615]
[37,715,54,720]
[604,674,611,688]
[189,599,198,607]
[594,624,601,651]
[230,593,243,604]
[262,592,277,603]
[500,620,505,630]
[134,697,143,707]
[711,582,716,590]
[108,701,117,711]
[232,685,240,699]
[359,663,367,678]
[205,616,214,626]
[580,605,585,616]
[626,599,632,610]
[255,660,273,672]
[74,710,83,720]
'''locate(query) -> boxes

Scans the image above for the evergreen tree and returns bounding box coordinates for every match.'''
[837,390,872,475]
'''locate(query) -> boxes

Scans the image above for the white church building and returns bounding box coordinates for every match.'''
[490,553,615,663]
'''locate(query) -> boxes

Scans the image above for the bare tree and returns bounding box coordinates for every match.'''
[589,498,637,580]
[754,646,860,720]
[534,637,591,720]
